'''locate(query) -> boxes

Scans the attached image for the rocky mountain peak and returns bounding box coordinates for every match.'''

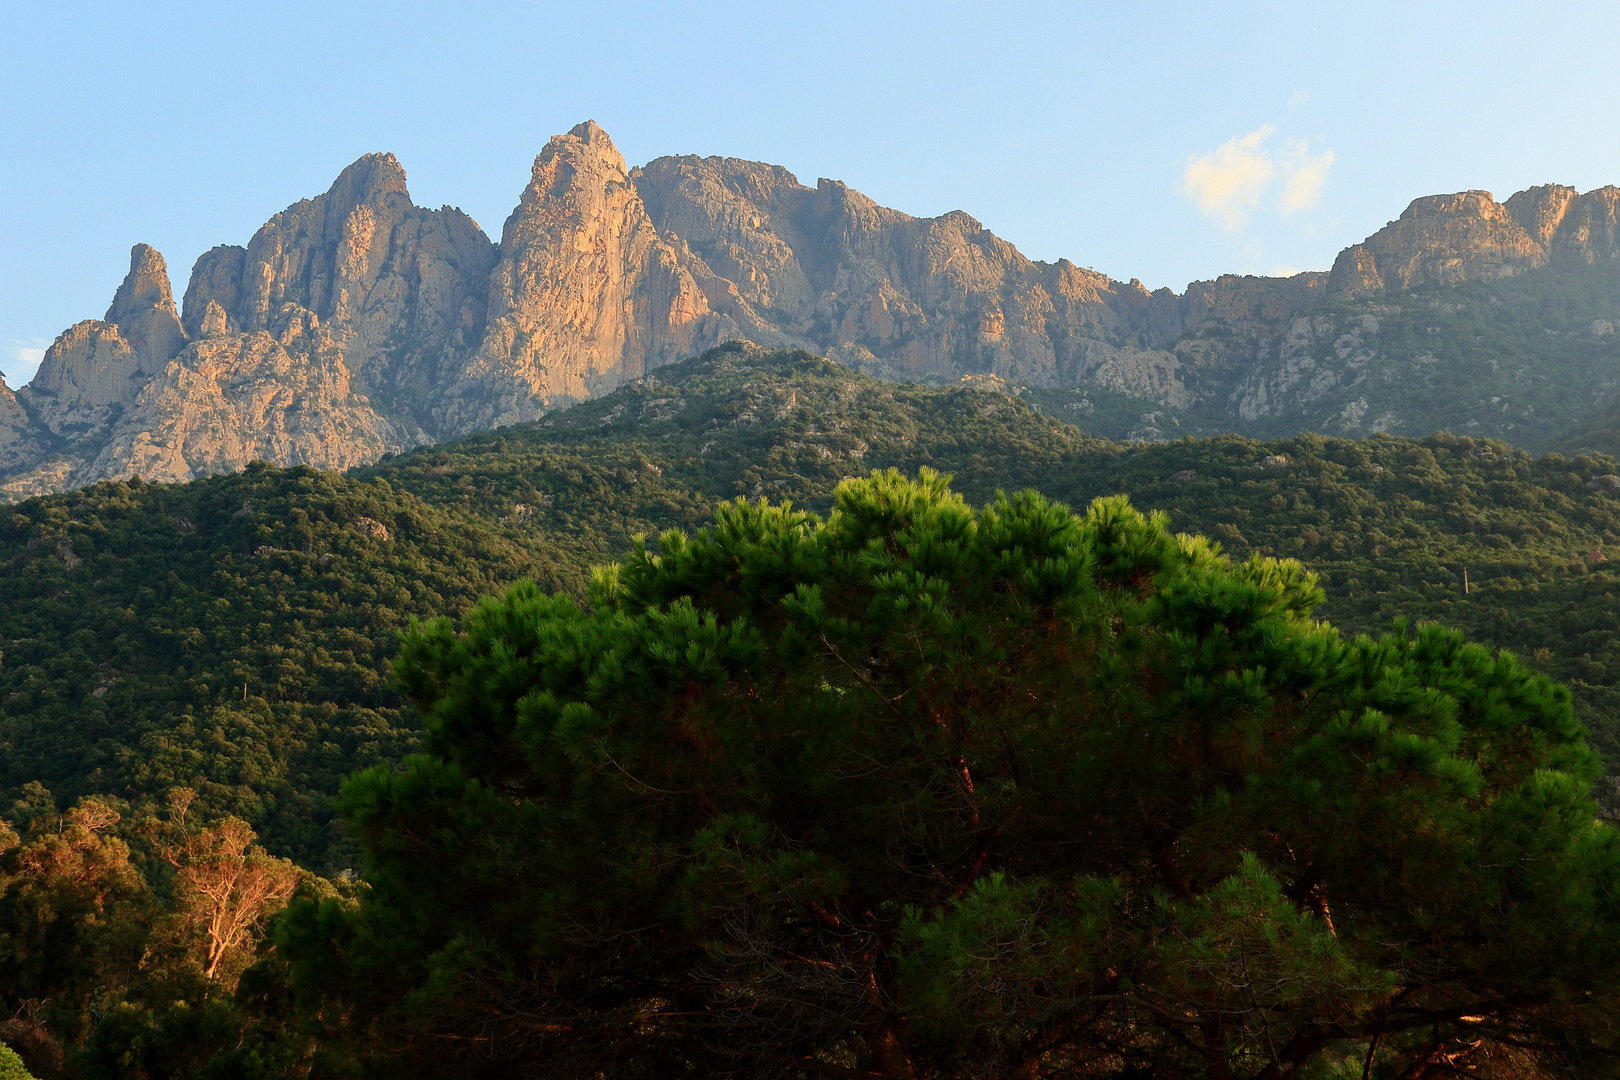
[102,243,187,372]
[1324,183,1620,298]
[178,147,495,435]
[106,244,178,322]
[441,121,762,435]
[19,244,189,454]
[1505,184,1580,244]
[1328,188,1546,296]
[1399,190,1510,223]
[9,122,1620,503]
[324,152,410,220]
[564,119,623,166]
[507,121,632,240]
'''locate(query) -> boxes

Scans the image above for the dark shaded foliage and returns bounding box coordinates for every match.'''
[282,470,1620,1080]
[0,465,558,871]
[4,344,1620,1077]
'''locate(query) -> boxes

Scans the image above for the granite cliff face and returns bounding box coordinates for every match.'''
[437,122,783,434]
[1328,185,1620,296]
[179,151,497,436]
[5,123,1620,500]
[628,152,1334,391]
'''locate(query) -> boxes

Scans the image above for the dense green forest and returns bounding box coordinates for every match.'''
[287,470,1620,1080]
[3,343,1620,1076]
[6,344,1620,856]
[361,344,1620,778]
[0,467,559,870]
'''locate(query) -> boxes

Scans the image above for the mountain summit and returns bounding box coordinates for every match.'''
[4,123,1619,500]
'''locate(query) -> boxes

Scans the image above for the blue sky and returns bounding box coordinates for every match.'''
[4,0,1619,386]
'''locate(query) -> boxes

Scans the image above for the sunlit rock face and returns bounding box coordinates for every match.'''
[7,121,1620,499]
[434,121,778,436]
[1328,186,1620,297]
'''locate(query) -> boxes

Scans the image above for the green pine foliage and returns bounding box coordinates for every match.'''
[0,1042,36,1080]
[367,345,1620,784]
[280,469,1620,1080]
[1021,433,1620,782]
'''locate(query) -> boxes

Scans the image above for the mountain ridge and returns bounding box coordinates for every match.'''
[5,120,1619,500]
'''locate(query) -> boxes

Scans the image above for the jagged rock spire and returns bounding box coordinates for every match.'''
[105,243,187,371]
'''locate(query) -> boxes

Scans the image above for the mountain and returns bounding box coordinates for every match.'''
[4,344,1619,875]
[4,122,1620,501]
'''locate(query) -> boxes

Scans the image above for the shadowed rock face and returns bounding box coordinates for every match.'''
[6,122,1620,500]
[0,381,49,474]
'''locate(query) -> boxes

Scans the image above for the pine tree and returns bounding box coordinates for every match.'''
[283,469,1620,1080]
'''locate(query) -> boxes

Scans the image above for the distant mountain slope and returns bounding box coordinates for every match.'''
[1553,380,1620,457]
[5,345,1618,871]
[5,123,1620,499]
[1025,260,1620,446]
[0,466,556,870]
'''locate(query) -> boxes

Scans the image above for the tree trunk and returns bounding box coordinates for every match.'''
[866,1020,916,1080]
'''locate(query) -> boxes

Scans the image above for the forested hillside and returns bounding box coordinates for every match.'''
[5,343,1620,872]
[366,344,1620,775]
[4,343,1620,1077]
[0,467,559,871]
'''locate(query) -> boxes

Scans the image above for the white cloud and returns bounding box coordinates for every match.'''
[4,339,50,388]
[1277,143,1335,216]
[1181,126,1335,230]
[1270,265,1303,278]
[1181,126,1276,231]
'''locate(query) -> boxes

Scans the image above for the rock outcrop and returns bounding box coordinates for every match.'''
[106,243,188,370]
[0,245,416,502]
[1,157,493,498]
[23,244,188,440]
[1327,186,1620,297]
[1,244,198,497]
[437,122,781,434]
[180,152,497,436]
[6,121,1620,500]
[0,379,49,475]
[81,327,410,487]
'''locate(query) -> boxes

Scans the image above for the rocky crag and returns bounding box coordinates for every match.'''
[6,121,1620,499]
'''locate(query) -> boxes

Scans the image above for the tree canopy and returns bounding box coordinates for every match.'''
[283,469,1620,1080]
[6,347,1620,882]
[6,347,1620,1077]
